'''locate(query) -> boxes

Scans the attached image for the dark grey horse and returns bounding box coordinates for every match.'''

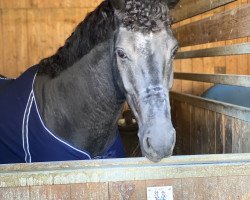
[0,0,179,163]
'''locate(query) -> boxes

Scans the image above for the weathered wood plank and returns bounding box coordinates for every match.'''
[172,52,182,92]
[215,113,224,153]
[170,92,250,123]
[0,0,103,8]
[27,8,88,67]
[217,176,247,200]
[171,100,187,155]
[224,116,233,153]
[171,97,250,155]
[177,102,192,155]
[0,154,250,188]
[189,14,204,96]
[1,9,28,77]
[0,0,29,9]
[176,42,250,59]
[174,4,250,47]
[174,72,250,87]
[238,175,250,200]
[181,177,219,199]
[178,20,193,94]
[204,110,216,154]
[171,0,236,23]
[233,118,243,153]
[237,120,250,153]
[0,187,29,200]
[70,183,109,200]
[109,181,146,200]
[190,105,196,154]
[193,107,205,154]
[30,185,71,200]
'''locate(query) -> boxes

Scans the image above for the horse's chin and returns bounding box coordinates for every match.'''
[141,148,173,163]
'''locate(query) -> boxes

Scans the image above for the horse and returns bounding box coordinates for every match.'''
[0,0,179,164]
[202,84,250,108]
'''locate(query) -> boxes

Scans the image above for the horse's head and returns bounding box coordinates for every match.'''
[110,0,179,162]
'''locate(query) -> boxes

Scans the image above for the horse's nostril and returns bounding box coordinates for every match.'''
[146,137,151,149]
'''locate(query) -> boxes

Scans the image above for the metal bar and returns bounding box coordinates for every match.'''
[0,154,250,187]
[170,91,250,122]
[174,73,250,87]
[171,0,236,23]
[175,42,250,59]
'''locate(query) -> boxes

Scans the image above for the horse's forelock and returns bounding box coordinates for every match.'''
[119,0,171,33]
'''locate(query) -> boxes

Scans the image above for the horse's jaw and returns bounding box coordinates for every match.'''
[127,88,176,162]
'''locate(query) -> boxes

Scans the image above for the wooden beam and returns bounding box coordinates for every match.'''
[0,154,250,187]
[174,4,250,47]
[176,42,250,59]
[174,72,250,87]
[171,0,236,23]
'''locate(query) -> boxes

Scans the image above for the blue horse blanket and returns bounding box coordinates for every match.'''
[202,84,250,108]
[0,66,125,164]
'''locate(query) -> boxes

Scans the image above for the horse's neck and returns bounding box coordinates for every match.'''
[34,41,125,157]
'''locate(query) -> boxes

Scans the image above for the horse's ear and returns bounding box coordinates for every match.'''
[164,0,180,9]
[109,0,125,10]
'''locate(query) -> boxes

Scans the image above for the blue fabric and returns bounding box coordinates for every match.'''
[0,66,125,164]
[202,84,250,108]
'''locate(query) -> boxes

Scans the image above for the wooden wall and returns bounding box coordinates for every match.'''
[172,0,250,96]
[171,99,250,155]
[170,0,250,156]
[1,0,248,86]
[0,0,102,78]
[0,154,250,200]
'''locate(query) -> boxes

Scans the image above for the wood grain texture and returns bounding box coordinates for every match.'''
[224,116,233,153]
[174,4,250,47]
[171,0,236,23]
[1,9,28,77]
[181,177,219,200]
[204,110,216,154]
[0,0,29,9]
[215,113,225,154]
[70,183,109,200]
[238,120,250,153]
[0,187,29,200]
[178,19,193,94]
[0,2,96,77]
[171,96,250,155]
[30,185,71,200]
[109,181,146,200]
[0,0,103,8]
[26,8,88,68]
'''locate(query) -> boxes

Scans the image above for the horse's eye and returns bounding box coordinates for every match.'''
[171,45,179,58]
[116,49,128,60]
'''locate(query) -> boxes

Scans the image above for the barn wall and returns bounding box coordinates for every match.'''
[172,0,250,96]
[1,0,248,84]
[0,0,102,77]
[170,0,250,156]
